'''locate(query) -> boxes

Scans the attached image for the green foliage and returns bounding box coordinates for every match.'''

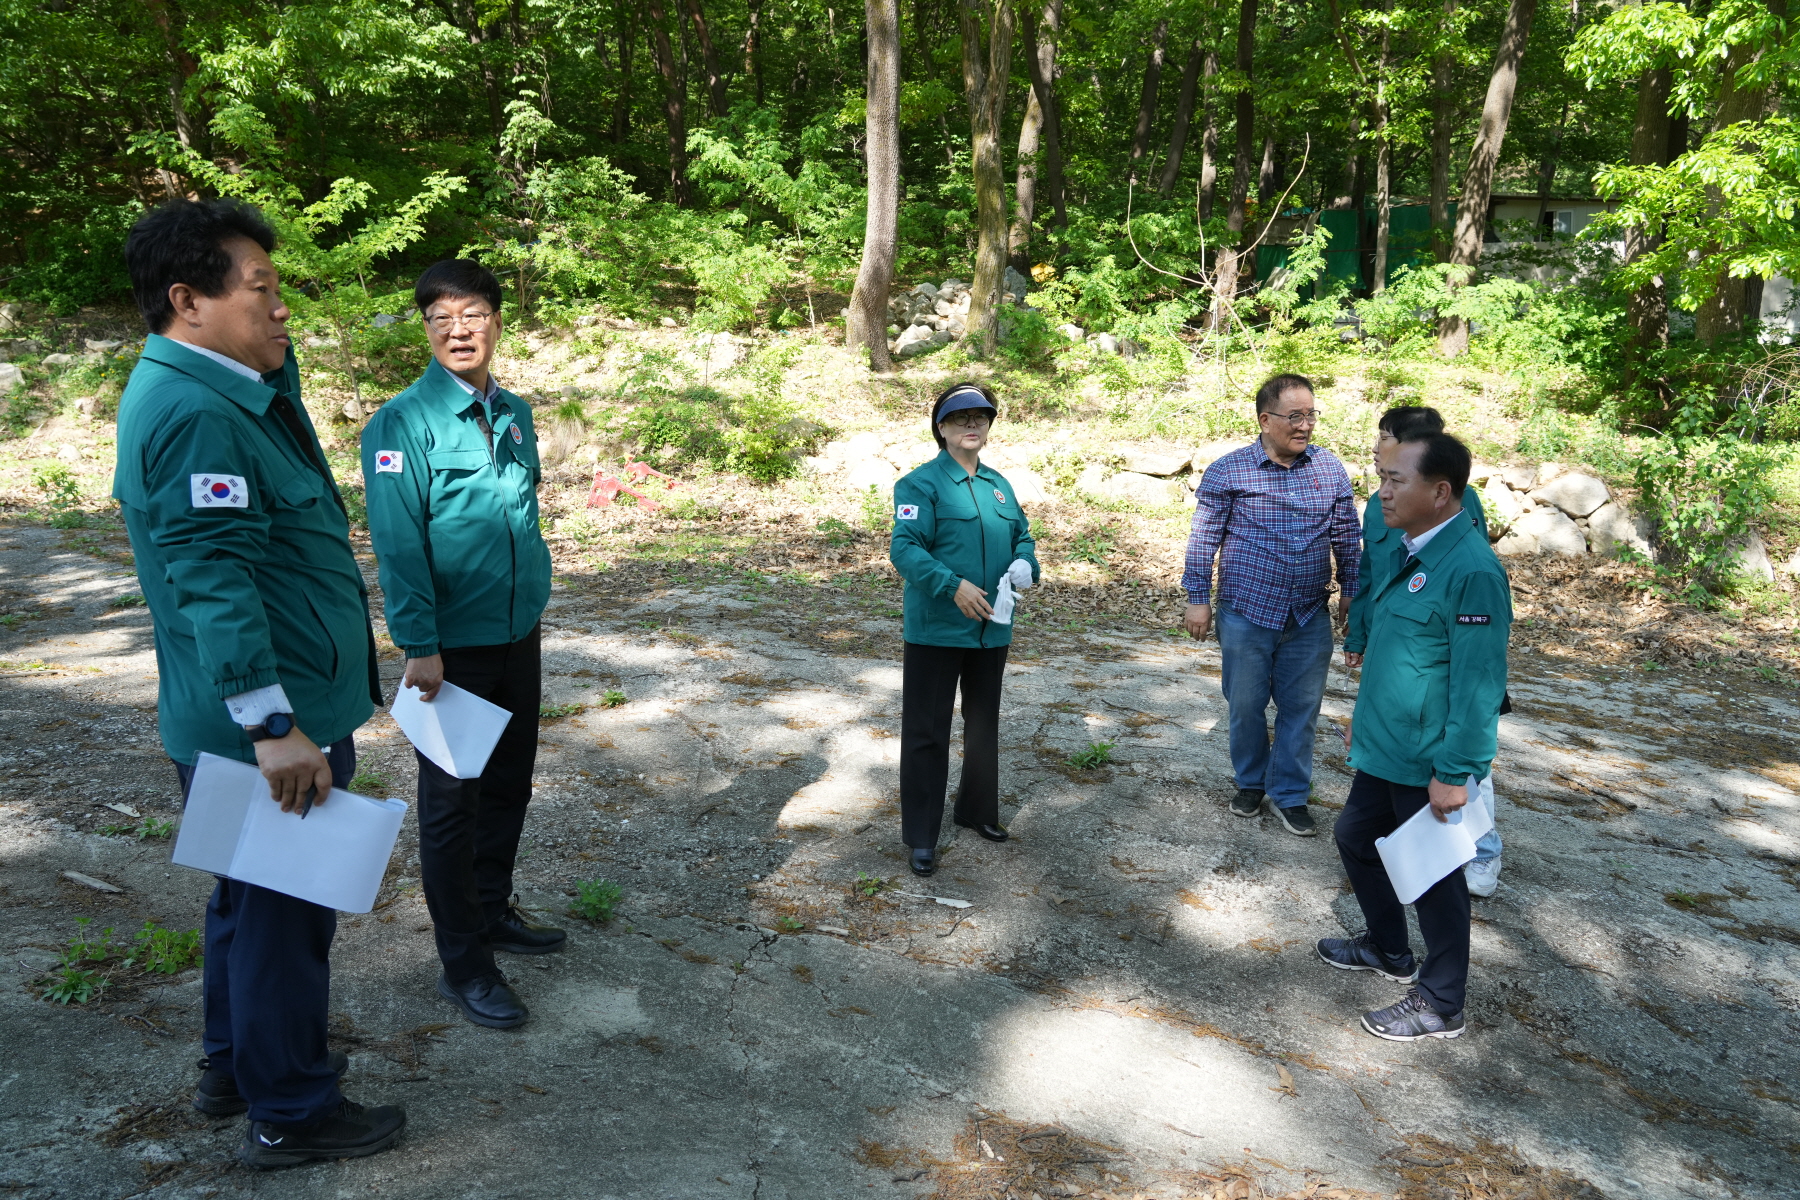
[125,921,202,975]
[1068,527,1117,566]
[996,303,1061,367]
[1066,740,1116,770]
[100,816,175,840]
[1028,447,1084,491]
[774,915,806,932]
[108,593,145,608]
[858,485,892,532]
[348,769,391,795]
[539,702,587,719]
[571,879,622,923]
[855,872,885,897]
[599,689,627,708]
[1633,398,1781,599]
[818,517,856,546]
[32,462,80,510]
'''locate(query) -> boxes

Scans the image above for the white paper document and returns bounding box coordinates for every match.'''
[390,680,511,779]
[172,753,408,913]
[1374,782,1495,904]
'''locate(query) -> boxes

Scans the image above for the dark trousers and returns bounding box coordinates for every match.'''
[176,738,356,1126]
[899,642,1008,849]
[1334,770,1472,1016]
[417,625,541,984]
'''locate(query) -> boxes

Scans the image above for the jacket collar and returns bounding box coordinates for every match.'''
[140,334,276,416]
[421,358,512,415]
[1380,509,1476,600]
[931,448,995,485]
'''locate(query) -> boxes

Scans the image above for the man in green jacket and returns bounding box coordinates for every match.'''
[361,260,557,1031]
[115,199,402,1166]
[1317,432,1511,1042]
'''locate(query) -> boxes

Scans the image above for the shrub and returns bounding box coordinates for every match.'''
[571,879,622,922]
[1633,398,1780,600]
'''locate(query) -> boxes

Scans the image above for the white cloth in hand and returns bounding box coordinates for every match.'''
[988,558,1036,625]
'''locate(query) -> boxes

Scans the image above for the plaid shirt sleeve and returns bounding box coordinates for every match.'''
[1181,462,1232,605]
[1329,462,1362,604]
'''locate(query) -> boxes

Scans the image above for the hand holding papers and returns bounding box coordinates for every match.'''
[1374,780,1495,904]
[172,753,407,913]
[390,679,511,780]
[988,558,1035,625]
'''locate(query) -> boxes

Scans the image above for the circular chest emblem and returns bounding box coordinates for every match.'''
[209,481,232,499]
[1408,572,1428,593]
[510,425,523,444]
[993,489,1007,505]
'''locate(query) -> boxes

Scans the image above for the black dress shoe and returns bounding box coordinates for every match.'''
[910,848,936,876]
[488,904,567,955]
[437,971,528,1029]
[194,1051,349,1117]
[954,816,1009,842]
[241,1098,406,1169]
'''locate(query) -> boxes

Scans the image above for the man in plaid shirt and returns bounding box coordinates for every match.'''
[1182,373,1361,836]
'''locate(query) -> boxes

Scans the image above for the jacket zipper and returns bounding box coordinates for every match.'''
[964,475,989,648]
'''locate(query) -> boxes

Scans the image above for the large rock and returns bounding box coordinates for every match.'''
[1508,509,1587,556]
[0,362,21,395]
[1586,502,1653,559]
[1483,476,1527,527]
[827,432,885,462]
[1122,449,1192,477]
[1726,531,1775,582]
[1057,323,1085,342]
[1531,471,1610,518]
[0,338,43,361]
[1002,265,1030,305]
[0,303,21,330]
[41,352,75,368]
[892,323,937,357]
[1075,464,1108,495]
[1090,332,1121,355]
[1781,544,1800,576]
[1002,466,1050,504]
[843,457,900,494]
[1103,471,1184,508]
[1190,439,1250,471]
[1532,461,1572,488]
[1500,465,1537,491]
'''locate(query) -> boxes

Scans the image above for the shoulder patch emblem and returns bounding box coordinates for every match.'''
[896,504,919,521]
[1456,614,1491,625]
[510,425,523,444]
[374,450,404,474]
[993,488,1008,505]
[189,474,247,508]
[1407,571,1428,593]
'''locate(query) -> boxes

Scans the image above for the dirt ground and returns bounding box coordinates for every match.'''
[3,478,1799,1200]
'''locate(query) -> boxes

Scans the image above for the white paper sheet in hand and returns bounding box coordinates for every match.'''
[390,680,511,779]
[172,753,407,913]
[1374,784,1495,904]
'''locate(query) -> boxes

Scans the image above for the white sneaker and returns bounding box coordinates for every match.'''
[1465,858,1500,898]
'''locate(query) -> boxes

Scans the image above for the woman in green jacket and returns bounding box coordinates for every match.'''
[889,384,1040,877]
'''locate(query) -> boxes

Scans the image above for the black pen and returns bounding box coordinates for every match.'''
[298,786,316,820]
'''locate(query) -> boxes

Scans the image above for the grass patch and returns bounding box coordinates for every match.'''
[570,878,622,922]
[599,689,627,708]
[539,702,587,719]
[349,770,392,796]
[1065,740,1116,771]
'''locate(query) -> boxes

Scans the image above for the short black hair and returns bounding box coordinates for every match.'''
[929,381,998,449]
[124,199,277,335]
[1398,430,1471,499]
[1379,405,1445,439]
[1254,373,1314,415]
[415,259,503,315]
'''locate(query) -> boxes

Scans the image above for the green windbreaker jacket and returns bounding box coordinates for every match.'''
[1348,513,1512,787]
[360,360,551,657]
[112,335,379,765]
[1345,487,1486,654]
[889,451,1039,649]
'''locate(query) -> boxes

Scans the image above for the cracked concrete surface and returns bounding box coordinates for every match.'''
[2,520,1799,1199]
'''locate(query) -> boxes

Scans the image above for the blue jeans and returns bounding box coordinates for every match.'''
[1217,601,1334,808]
[1470,773,1503,865]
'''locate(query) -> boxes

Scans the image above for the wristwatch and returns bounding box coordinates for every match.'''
[245,712,296,742]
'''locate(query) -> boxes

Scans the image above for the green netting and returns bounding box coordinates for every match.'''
[1254,204,1458,290]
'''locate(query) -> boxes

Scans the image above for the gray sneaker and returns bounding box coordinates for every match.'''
[1360,988,1466,1041]
[1231,789,1265,817]
[1277,805,1316,836]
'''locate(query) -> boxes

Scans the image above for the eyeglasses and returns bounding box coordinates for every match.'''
[426,311,494,333]
[943,413,992,428]
[1267,409,1321,425]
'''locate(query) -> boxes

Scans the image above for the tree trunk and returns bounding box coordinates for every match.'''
[961,0,1017,356]
[613,1,639,143]
[1437,0,1538,357]
[1371,132,1391,292]
[1428,14,1453,260]
[1257,134,1276,200]
[1022,1,1067,229]
[1158,40,1204,197]
[646,0,691,204]
[1128,20,1170,186]
[849,0,901,370]
[1198,48,1219,216]
[682,0,729,116]
[744,0,765,103]
[1622,67,1675,374]
[1694,3,1784,344]
[140,0,205,153]
[1009,79,1043,273]
[1210,0,1257,326]
[1533,100,1568,236]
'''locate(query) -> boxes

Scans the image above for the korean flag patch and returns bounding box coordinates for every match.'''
[190,474,247,509]
[896,503,920,521]
[374,450,404,474]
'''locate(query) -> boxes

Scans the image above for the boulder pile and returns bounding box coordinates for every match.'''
[1473,461,1651,558]
[883,268,1038,359]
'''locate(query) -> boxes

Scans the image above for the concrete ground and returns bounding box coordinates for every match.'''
[2,519,1798,1200]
